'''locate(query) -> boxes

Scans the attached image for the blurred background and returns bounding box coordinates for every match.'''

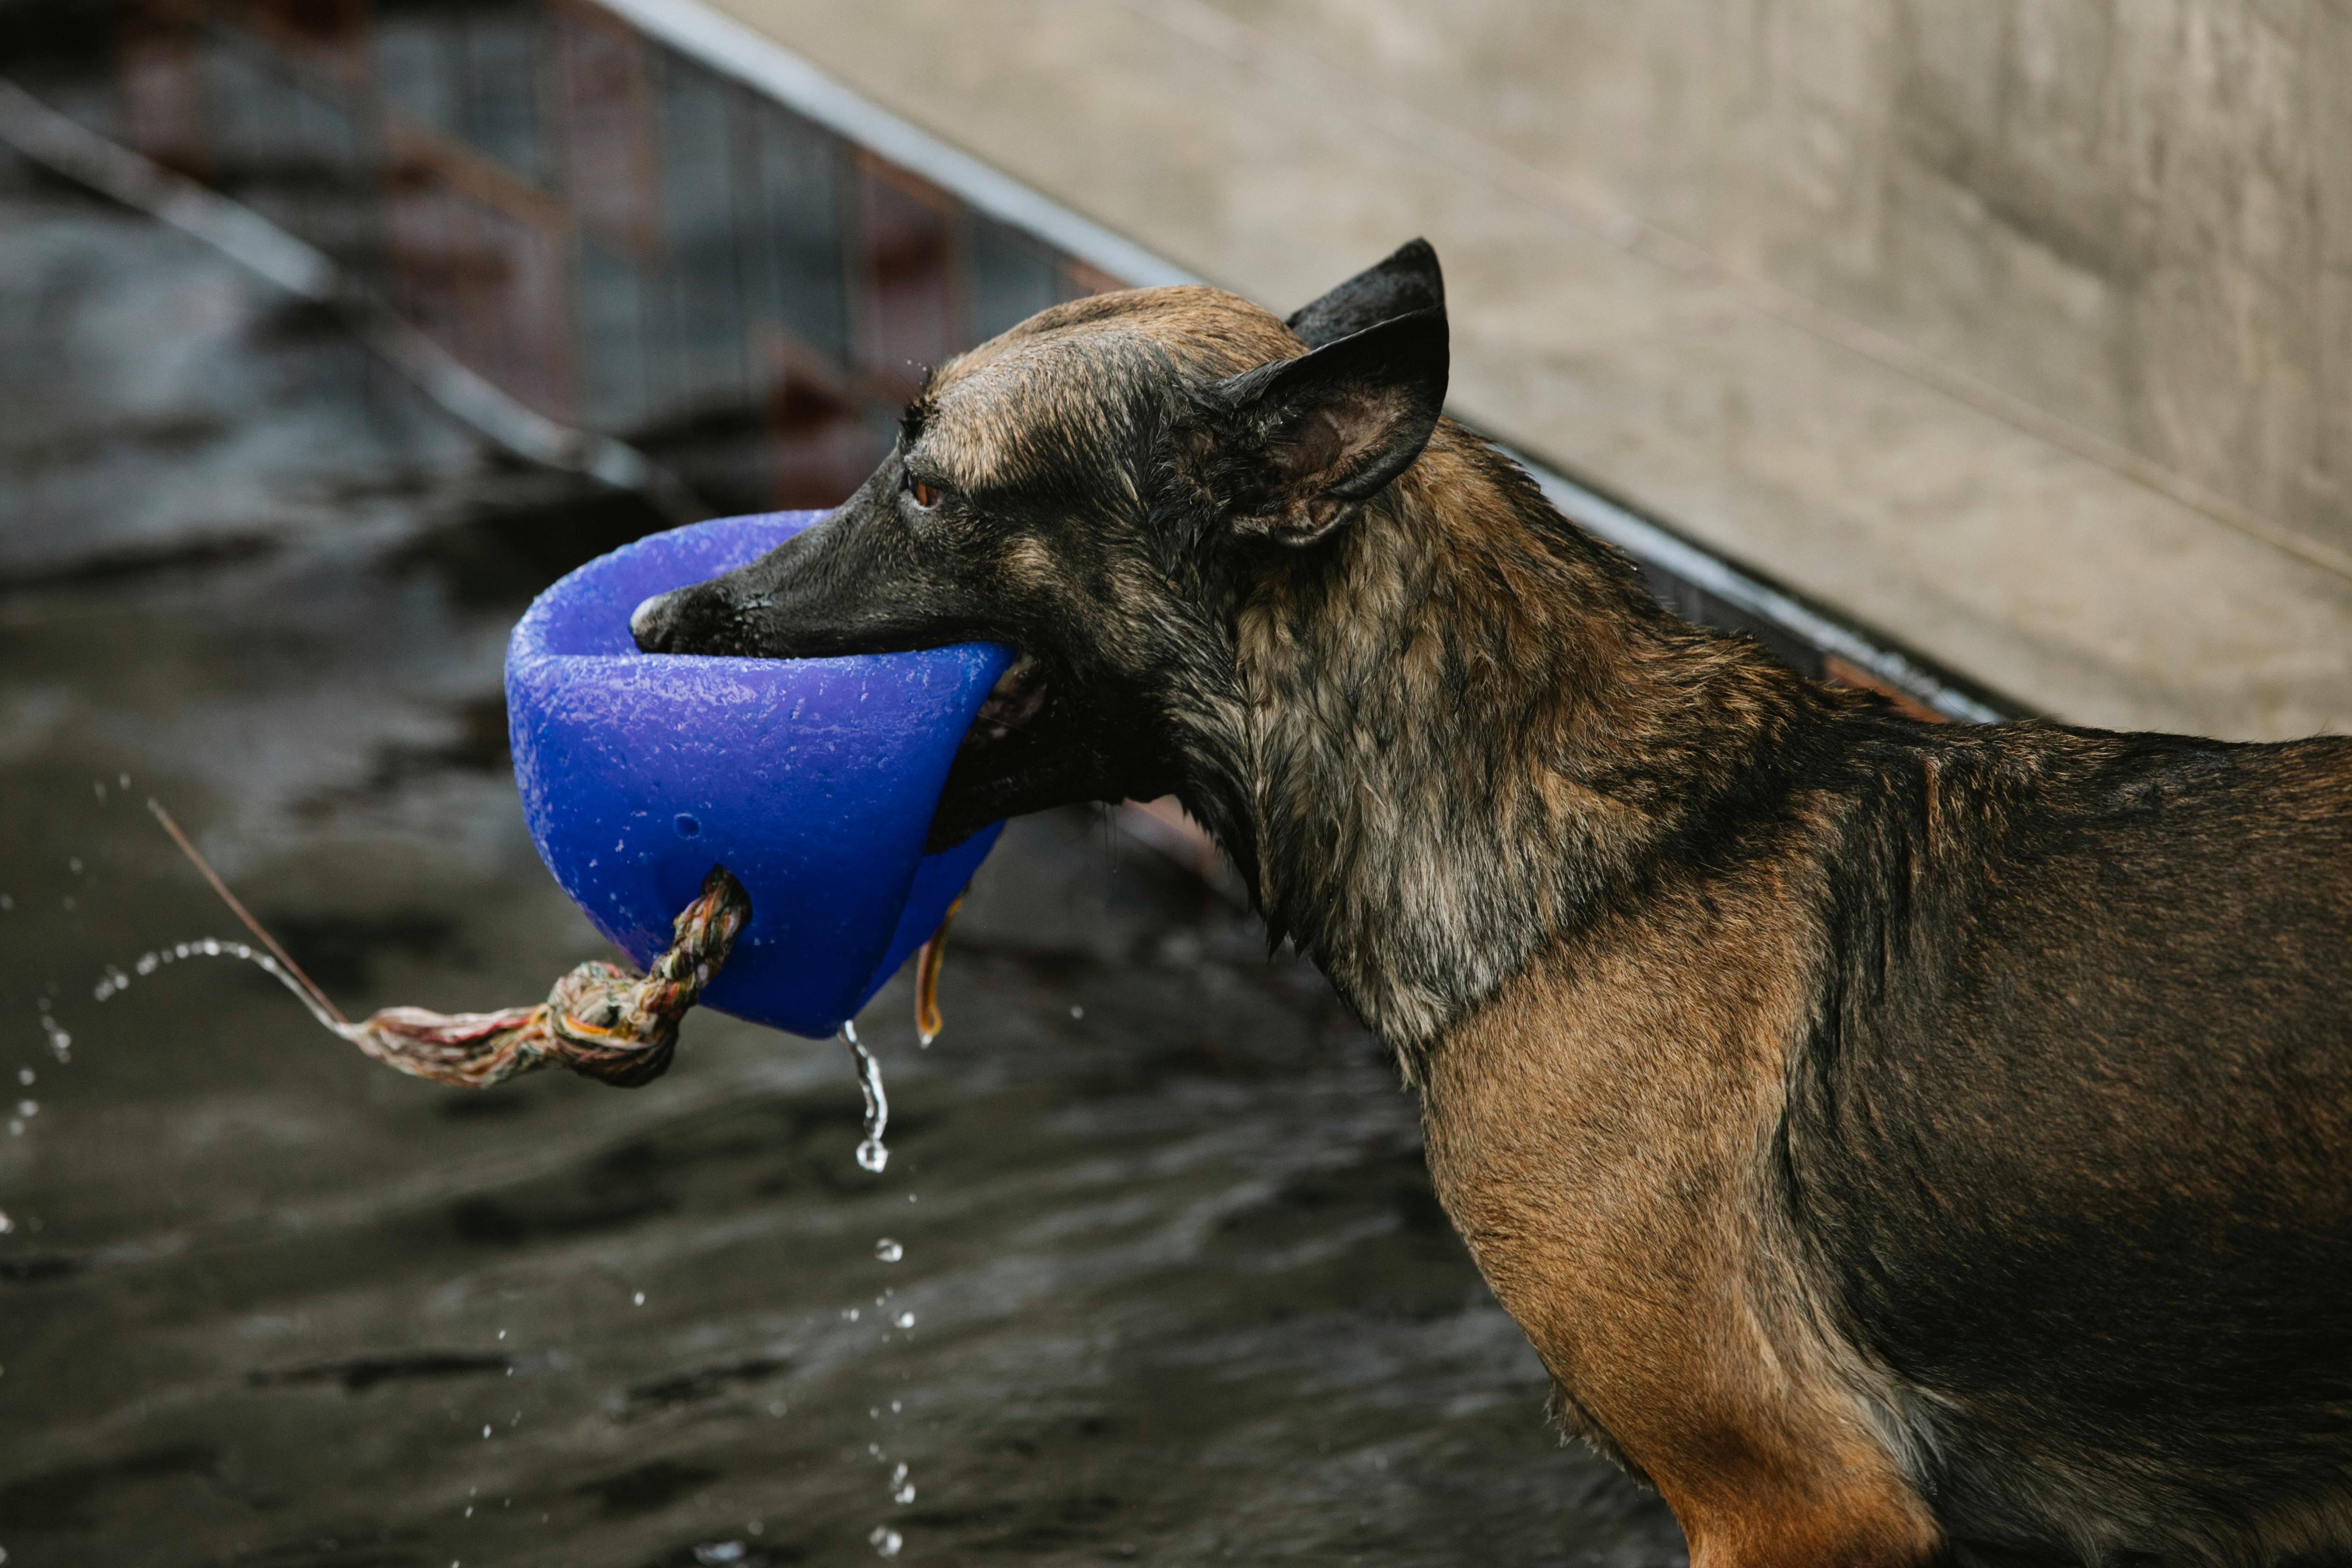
[0,1,2343,1564]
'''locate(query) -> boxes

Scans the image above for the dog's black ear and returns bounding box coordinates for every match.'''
[1211,305,1448,547]
[1285,239,1444,349]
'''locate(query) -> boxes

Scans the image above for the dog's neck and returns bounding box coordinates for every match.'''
[1169,430,1838,1063]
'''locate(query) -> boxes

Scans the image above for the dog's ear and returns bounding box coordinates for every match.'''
[1210,305,1448,548]
[1285,239,1444,349]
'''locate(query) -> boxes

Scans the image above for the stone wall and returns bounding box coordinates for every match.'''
[1211,0,2351,566]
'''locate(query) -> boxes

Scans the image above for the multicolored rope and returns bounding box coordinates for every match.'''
[338,866,750,1088]
[146,801,961,1089]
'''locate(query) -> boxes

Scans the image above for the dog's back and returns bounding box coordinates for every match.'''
[1783,723,2352,1561]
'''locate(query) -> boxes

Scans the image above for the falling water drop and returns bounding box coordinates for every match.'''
[868,1526,903,1558]
[894,1310,914,1330]
[843,1021,889,1173]
[874,1238,903,1263]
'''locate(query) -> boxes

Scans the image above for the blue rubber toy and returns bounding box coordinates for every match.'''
[504,512,1012,1038]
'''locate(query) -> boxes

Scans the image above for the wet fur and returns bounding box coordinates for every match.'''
[635,247,2352,1565]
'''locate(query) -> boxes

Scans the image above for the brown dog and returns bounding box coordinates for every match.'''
[632,242,2352,1567]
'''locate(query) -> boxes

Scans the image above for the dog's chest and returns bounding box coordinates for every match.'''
[1413,877,1834,1456]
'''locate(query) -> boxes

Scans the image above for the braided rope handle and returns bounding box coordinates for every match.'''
[343,867,751,1089]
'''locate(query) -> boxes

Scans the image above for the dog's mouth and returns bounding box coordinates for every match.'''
[966,652,1050,749]
[926,649,1163,854]
[630,576,1157,852]
[926,650,1070,853]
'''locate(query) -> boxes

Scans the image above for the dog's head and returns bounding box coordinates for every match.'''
[630,241,1448,851]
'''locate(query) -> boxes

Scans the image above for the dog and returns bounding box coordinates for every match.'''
[630,241,2352,1567]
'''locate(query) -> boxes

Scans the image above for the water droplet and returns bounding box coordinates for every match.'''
[482,1424,492,1439]
[0,894,12,911]
[66,859,81,876]
[843,1022,889,1173]
[93,781,106,801]
[0,1211,13,1234]
[895,1311,914,1330]
[17,1102,36,1119]
[844,1307,860,1321]
[632,1291,646,1306]
[693,1544,746,1566]
[17,1070,32,1088]
[673,813,701,839]
[890,1400,901,1413]
[893,1482,916,1505]
[118,773,130,790]
[869,1526,903,1557]
[135,952,158,975]
[874,1238,903,1263]
[1070,1004,1084,1020]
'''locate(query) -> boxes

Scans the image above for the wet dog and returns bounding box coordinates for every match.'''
[631,242,2352,1567]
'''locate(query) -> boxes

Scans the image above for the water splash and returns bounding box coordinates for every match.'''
[868,1526,903,1558]
[889,1462,915,1505]
[91,937,344,1032]
[843,1020,889,1173]
[874,1237,903,1263]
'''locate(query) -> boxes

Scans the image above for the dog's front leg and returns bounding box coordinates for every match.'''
[1419,953,1946,1568]
[1531,1327,1943,1567]
[1664,1460,1946,1568]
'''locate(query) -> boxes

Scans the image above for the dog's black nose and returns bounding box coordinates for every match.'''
[630,589,681,653]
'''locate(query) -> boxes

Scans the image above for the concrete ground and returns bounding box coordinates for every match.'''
[695,0,2352,742]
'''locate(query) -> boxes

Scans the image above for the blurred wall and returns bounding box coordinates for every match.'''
[1211,0,2352,572]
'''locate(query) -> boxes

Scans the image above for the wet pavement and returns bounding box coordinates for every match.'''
[0,144,1687,1565]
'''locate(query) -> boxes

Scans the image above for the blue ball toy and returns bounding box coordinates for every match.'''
[504,511,1012,1038]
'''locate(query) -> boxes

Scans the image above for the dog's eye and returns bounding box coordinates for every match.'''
[906,474,947,509]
